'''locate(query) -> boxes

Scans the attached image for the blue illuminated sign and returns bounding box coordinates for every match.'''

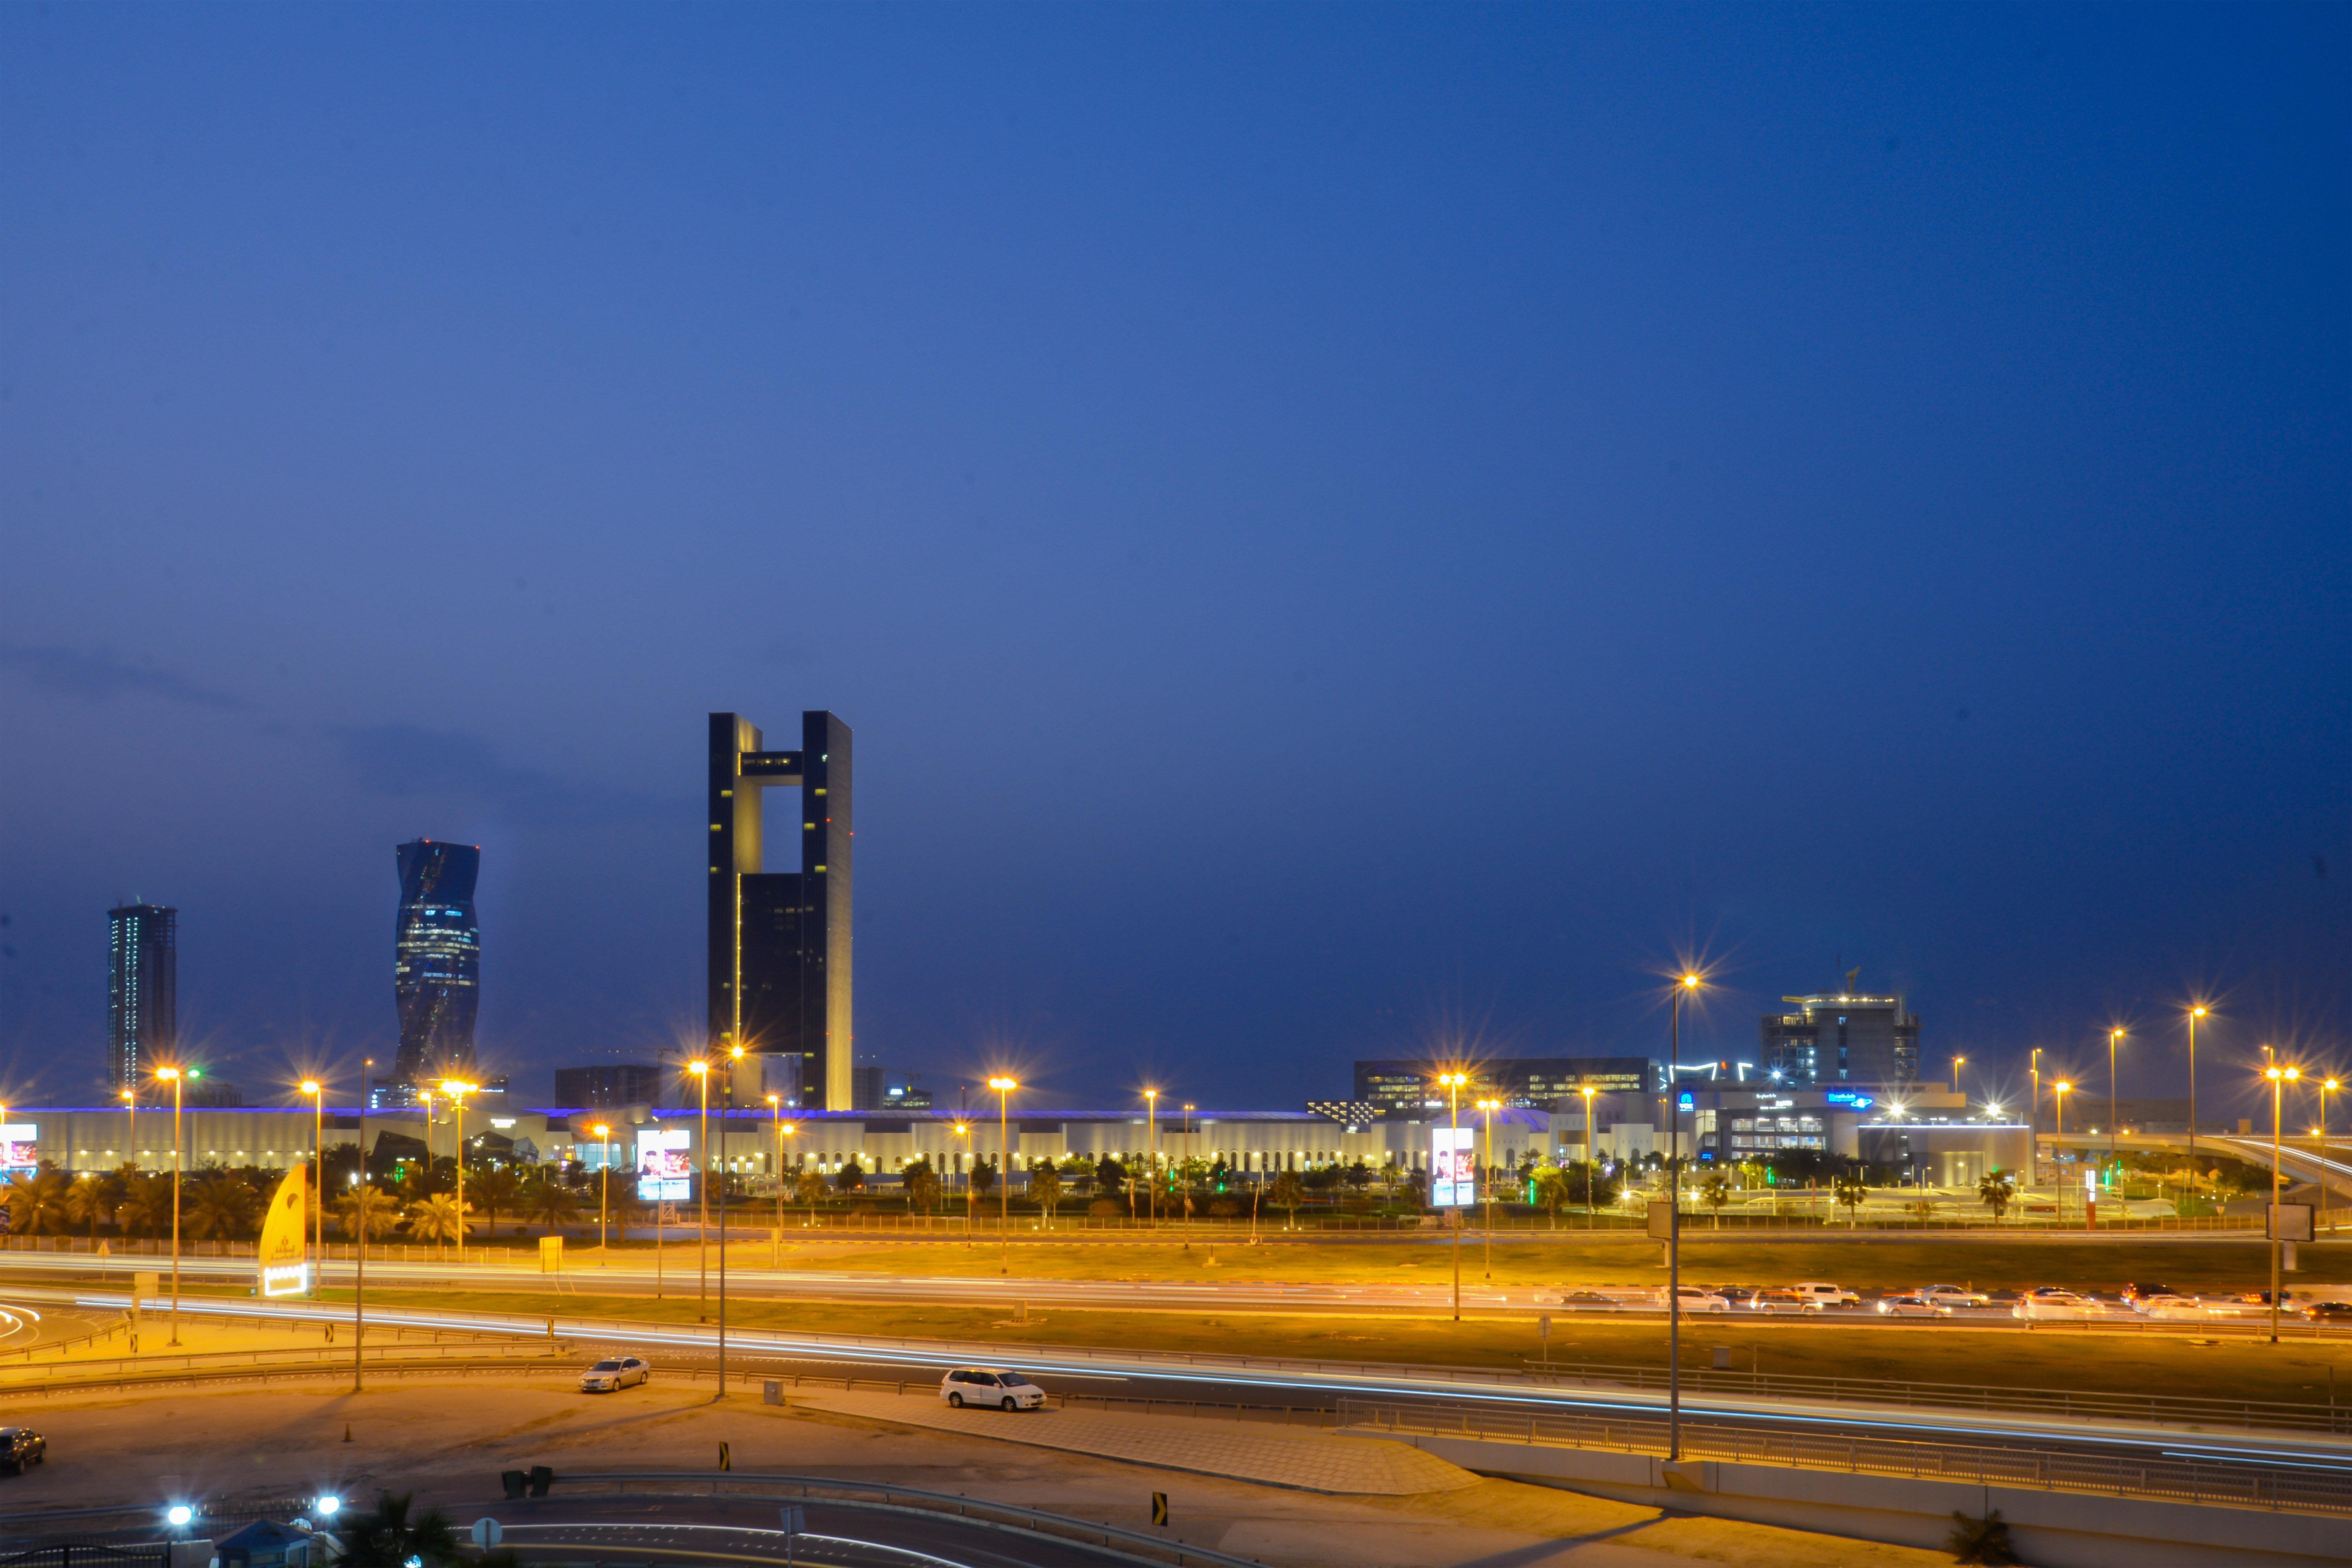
[1825,1090,1875,1110]
[1676,1092,1695,1110]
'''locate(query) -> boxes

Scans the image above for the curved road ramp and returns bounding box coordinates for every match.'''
[1342,1396,2347,1568]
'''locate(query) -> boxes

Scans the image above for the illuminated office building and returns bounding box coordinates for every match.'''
[393,839,480,1088]
[1352,1057,1658,1115]
[709,711,853,1110]
[1760,991,1919,1086]
[107,903,177,1093]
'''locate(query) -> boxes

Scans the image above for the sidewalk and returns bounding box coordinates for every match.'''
[787,1387,1480,1496]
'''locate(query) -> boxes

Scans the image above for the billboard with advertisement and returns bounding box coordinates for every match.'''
[0,1126,35,1172]
[256,1167,309,1298]
[636,1128,692,1201]
[1429,1127,1474,1208]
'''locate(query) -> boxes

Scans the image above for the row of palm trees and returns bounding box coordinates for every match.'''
[0,1160,587,1246]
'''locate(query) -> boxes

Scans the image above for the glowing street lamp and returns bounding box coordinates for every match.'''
[766,1094,786,1267]
[1951,1056,1965,1096]
[2266,1060,2301,1344]
[988,1078,1018,1272]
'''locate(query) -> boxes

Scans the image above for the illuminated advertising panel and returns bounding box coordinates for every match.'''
[636,1128,692,1201]
[0,1125,37,1171]
[1429,1127,1474,1208]
[256,1167,310,1298]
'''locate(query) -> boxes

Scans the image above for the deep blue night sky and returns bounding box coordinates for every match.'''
[2,6,2344,1120]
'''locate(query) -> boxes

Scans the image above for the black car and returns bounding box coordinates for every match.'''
[0,1429,45,1474]
[2305,1301,2352,1322]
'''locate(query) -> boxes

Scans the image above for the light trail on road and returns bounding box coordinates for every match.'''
[11,1282,2348,1478]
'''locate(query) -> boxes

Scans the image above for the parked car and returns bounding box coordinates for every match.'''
[941,1367,1047,1411]
[1663,1285,1730,1313]
[1875,1294,1940,1317]
[1915,1285,1992,1308]
[0,1429,45,1474]
[579,1356,652,1393]
[1790,1282,1861,1311]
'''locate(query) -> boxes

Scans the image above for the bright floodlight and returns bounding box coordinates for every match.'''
[156,1067,180,1081]
[315,1496,341,1517]
[688,1060,708,1076]
[988,1076,1017,1091]
[166,1505,193,1527]
[300,1079,321,1095]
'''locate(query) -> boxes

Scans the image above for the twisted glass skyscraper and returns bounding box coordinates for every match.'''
[394,839,479,1087]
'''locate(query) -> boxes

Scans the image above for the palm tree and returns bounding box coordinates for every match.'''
[518,1169,581,1233]
[330,1184,404,1242]
[66,1171,123,1245]
[406,1192,473,1253]
[1833,1169,1871,1229]
[1976,1169,2017,1226]
[339,1492,462,1568]
[467,1167,522,1236]
[1028,1161,1063,1227]
[793,1169,828,1228]
[900,1158,941,1215]
[183,1169,260,1241]
[1699,1171,1733,1230]
[115,1173,175,1238]
[1267,1169,1304,1229]
[4,1166,71,1237]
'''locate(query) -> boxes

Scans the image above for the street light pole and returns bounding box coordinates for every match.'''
[2187,1007,2206,1188]
[440,1079,475,1264]
[689,1060,710,1316]
[1951,1056,1965,1096]
[1667,973,1699,1462]
[1579,1085,1598,1228]
[2107,1030,2125,1176]
[2029,1049,2041,1180]
[594,1124,611,1259]
[2319,1080,2340,1236]
[719,1044,741,1399]
[354,1059,370,1393]
[1477,1098,1500,1280]
[988,1077,1018,1273]
[767,1094,783,1267]
[301,1079,324,1294]
[1438,1072,1466,1322]
[954,1122,971,1245]
[2266,1060,2299,1345]
[157,1067,184,1347]
[1144,1090,1158,1226]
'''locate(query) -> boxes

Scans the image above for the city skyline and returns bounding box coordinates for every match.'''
[0,7,2341,1114]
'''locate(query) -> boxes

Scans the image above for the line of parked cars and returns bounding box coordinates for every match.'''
[1580,1281,2352,1321]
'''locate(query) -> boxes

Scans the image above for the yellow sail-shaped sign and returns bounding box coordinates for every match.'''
[257,1167,308,1298]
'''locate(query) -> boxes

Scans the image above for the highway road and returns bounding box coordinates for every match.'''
[0,1249,2341,1330]
[5,1282,2346,1494]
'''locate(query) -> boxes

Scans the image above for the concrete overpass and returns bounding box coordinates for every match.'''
[2040,1130,2352,1213]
